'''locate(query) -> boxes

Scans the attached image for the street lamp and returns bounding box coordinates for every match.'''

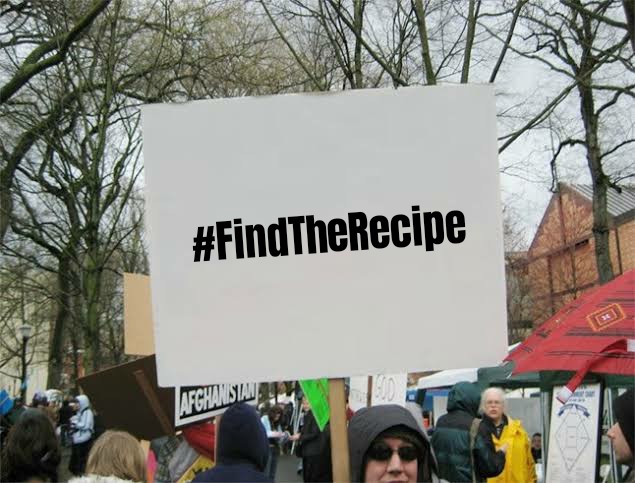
[18,324,33,403]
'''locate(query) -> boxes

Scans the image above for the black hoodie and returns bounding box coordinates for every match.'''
[348,404,437,482]
[193,403,272,482]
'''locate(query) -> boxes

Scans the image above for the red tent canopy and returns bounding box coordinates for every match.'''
[506,269,635,402]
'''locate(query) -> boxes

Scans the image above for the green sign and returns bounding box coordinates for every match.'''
[300,378,330,430]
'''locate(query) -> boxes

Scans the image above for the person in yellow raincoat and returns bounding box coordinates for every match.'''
[481,387,536,483]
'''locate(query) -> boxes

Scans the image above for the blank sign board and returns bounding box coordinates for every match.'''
[141,86,508,387]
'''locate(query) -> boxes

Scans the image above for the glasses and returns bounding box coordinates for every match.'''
[366,443,418,462]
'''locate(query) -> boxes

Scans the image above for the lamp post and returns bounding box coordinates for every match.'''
[18,324,33,402]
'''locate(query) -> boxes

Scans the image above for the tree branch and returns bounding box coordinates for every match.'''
[0,0,111,104]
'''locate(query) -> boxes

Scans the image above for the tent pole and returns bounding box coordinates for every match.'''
[540,389,551,476]
[607,388,620,482]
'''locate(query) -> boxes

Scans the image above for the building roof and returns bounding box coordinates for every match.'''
[572,184,635,218]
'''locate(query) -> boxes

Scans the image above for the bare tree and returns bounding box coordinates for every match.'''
[2,0,314,384]
[0,0,111,242]
[514,0,634,284]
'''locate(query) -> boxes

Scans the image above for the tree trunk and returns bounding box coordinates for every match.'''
[413,0,436,85]
[84,258,103,372]
[353,0,364,88]
[46,256,72,388]
[576,6,615,285]
[460,0,478,83]
[579,97,614,284]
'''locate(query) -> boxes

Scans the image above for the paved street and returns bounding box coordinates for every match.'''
[275,453,303,483]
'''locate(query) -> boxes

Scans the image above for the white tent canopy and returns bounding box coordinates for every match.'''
[416,344,522,390]
[417,368,478,389]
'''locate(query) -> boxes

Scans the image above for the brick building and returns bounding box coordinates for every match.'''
[524,183,635,325]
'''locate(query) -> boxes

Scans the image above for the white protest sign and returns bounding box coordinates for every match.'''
[175,383,258,427]
[141,86,507,386]
[546,384,601,483]
[371,374,408,407]
[349,376,369,413]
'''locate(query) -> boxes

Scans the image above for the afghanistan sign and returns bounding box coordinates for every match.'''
[175,383,258,426]
[142,86,507,387]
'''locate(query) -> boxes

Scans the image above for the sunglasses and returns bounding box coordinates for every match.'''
[367,443,418,462]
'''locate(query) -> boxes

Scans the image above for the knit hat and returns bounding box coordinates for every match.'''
[613,389,634,455]
[216,403,269,471]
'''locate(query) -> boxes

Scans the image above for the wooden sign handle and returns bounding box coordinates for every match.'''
[328,378,351,483]
[133,369,173,436]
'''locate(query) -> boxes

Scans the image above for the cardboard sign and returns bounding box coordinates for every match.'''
[371,374,408,407]
[141,86,507,386]
[348,376,369,413]
[123,273,155,355]
[177,455,214,483]
[78,355,174,441]
[79,355,254,440]
[546,384,601,483]
[175,383,258,426]
[349,374,407,411]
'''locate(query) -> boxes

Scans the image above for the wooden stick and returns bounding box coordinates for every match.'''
[328,378,351,483]
[133,369,173,436]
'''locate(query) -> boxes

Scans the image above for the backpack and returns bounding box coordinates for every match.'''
[92,411,106,441]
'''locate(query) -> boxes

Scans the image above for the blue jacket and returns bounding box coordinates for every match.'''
[193,403,272,482]
[71,395,94,444]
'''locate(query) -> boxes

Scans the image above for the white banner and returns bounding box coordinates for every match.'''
[175,383,258,427]
[546,384,601,483]
[142,86,507,386]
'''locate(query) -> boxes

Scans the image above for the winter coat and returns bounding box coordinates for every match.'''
[348,404,438,482]
[430,382,506,483]
[70,395,94,445]
[69,475,139,483]
[486,416,536,483]
[192,403,271,482]
[299,410,328,457]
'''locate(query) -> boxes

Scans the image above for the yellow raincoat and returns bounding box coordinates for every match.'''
[488,417,536,483]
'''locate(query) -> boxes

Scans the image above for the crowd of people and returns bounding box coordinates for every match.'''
[1,392,105,480]
[0,384,633,482]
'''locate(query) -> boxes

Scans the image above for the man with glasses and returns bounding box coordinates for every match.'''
[480,387,535,483]
[348,404,438,482]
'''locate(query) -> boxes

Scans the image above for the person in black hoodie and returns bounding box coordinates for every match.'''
[348,404,438,482]
[58,398,75,447]
[193,402,272,482]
